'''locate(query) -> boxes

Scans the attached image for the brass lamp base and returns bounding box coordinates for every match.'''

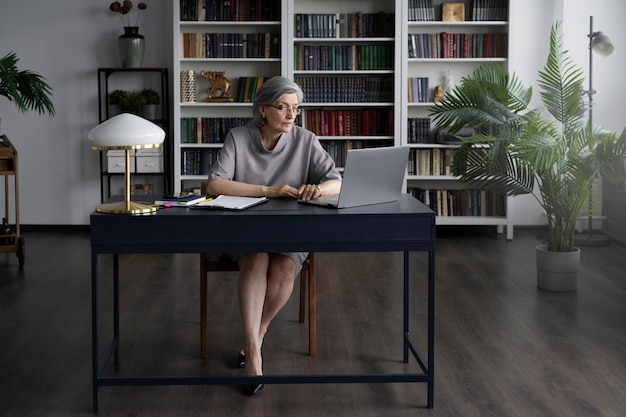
[95,200,158,215]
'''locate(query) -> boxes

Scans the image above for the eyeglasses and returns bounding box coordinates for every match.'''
[268,104,302,116]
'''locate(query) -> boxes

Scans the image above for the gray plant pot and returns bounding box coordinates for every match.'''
[141,104,158,121]
[536,244,580,292]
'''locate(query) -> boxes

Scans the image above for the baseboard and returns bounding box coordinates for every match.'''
[20,225,90,233]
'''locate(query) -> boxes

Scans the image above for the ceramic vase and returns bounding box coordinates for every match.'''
[118,26,145,68]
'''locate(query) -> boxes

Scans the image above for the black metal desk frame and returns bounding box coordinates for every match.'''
[90,195,436,412]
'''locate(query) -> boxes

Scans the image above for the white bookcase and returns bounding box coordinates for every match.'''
[173,0,288,193]
[399,0,513,239]
[172,0,514,238]
[284,0,403,168]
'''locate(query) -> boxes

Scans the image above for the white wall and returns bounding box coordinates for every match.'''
[0,0,172,225]
[506,0,626,226]
[0,0,623,225]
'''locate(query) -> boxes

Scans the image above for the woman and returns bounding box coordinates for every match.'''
[205,76,342,395]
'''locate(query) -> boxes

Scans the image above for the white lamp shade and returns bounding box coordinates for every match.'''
[88,113,165,148]
[591,32,614,57]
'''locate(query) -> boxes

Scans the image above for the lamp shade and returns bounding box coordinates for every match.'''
[591,32,614,57]
[88,113,165,148]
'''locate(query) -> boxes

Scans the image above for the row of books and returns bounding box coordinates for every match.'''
[408,32,508,59]
[295,75,394,103]
[180,0,280,22]
[409,148,453,176]
[409,188,507,217]
[302,109,394,137]
[181,148,219,176]
[321,141,394,168]
[180,32,280,59]
[407,117,432,144]
[232,76,265,102]
[180,117,253,144]
[294,12,395,39]
[293,44,393,71]
[408,77,430,103]
[472,0,508,21]
[407,0,435,22]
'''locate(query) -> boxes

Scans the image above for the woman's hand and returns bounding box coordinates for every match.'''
[297,184,321,201]
[265,184,301,199]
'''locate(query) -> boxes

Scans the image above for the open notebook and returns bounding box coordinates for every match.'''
[300,146,410,208]
[190,195,268,210]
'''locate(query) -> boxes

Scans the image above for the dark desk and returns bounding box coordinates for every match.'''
[90,194,436,411]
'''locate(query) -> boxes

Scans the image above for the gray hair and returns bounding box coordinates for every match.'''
[252,76,304,126]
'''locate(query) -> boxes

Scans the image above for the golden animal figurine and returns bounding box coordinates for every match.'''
[433,85,444,103]
[200,70,234,102]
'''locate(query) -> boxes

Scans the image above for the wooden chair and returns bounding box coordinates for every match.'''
[198,183,316,359]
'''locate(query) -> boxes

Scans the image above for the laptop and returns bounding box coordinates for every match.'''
[301,146,410,208]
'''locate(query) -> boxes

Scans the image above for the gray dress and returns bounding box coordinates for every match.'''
[208,121,342,273]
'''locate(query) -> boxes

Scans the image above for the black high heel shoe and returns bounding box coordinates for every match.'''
[238,353,245,368]
[243,383,265,395]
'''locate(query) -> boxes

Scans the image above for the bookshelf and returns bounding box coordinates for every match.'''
[173,0,286,194]
[400,0,513,239]
[172,0,513,238]
[285,0,402,168]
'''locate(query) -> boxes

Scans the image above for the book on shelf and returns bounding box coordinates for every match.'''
[295,12,394,38]
[472,0,508,21]
[181,117,253,144]
[408,32,507,59]
[181,33,280,59]
[181,0,281,22]
[303,109,393,137]
[295,75,393,103]
[407,117,432,144]
[408,77,430,103]
[408,0,435,22]
[408,188,506,217]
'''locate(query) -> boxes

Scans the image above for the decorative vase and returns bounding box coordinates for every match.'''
[118,26,145,68]
[536,244,580,292]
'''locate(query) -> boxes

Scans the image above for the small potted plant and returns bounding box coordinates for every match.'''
[108,89,143,115]
[138,88,160,120]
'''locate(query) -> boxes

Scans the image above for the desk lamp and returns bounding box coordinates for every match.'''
[89,113,165,215]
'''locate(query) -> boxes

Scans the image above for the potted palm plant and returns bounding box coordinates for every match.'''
[0,51,55,125]
[430,22,626,291]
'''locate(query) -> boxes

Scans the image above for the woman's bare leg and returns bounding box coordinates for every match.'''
[237,253,296,377]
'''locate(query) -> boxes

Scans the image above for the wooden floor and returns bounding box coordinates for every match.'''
[0,226,624,417]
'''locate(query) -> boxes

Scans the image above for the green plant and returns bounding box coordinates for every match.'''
[139,88,160,105]
[108,89,144,112]
[0,51,55,116]
[430,21,626,252]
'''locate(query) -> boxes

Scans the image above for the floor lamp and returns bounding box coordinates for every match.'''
[575,16,614,246]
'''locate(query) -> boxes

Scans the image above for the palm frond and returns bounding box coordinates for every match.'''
[0,52,55,116]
